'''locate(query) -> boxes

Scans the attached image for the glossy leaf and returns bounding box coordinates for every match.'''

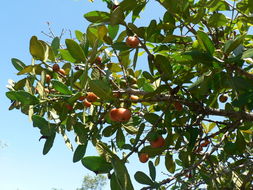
[89,80,113,100]
[134,171,154,185]
[11,58,26,71]
[65,39,86,62]
[6,91,39,105]
[81,156,113,174]
[43,132,56,155]
[165,152,175,173]
[84,11,110,23]
[73,144,88,163]
[196,31,215,55]
[148,161,156,181]
[51,80,72,95]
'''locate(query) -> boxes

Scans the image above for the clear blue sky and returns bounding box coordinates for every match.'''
[0,0,165,190]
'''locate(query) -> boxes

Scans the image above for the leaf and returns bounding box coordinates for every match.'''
[134,171,154,186]
[81,156,113,174]
[148,161,156,181]
[6,91,39,105]
[165,152,175,173]
[17,65,34,75]
[42,134,55,154]
[73,144,88,163]
[43,132,56,155]
[224,35,245,55]
[32,115,53,136]
[112,42,131,51]
[110,7,125,25]
[65,39,86,62]
[202,122,216,133]
[108,25,119,39]
[144,113,160,125]
[242,48,253,58]
[84,11,110,23]
[29,36,46,61]
[235,131,246,154]
[116,128,125,148]
[140,146,166,158]
[196,31,215,55]
[51,37,60,55]
[208,13,227,27]
[89,80,113,101]
[110,172,122,190]
[154,54,172,81]
[51,80,73,95]
[111,157,134,190]
[120,0,138,12]
[59,49,76,63]
[107,62,122,72]
[11,58,26,71]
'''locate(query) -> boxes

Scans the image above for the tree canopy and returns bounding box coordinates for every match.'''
[6,0,253,189]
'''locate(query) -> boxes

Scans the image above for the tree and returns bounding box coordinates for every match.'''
[77,174,107,190]
[6,0,253,189]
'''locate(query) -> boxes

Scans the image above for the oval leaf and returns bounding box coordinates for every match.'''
[134,171,154,186]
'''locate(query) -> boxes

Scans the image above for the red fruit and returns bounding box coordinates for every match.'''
[86,92,98,102]
[78,96,86,101]
[59,68,66,75]
[94,57,102,64]
[219,94,228,103]
[83,99,92,107]
[45,74,51,83]
[109,108,131,122]
[150,136,165,148]
[200,139,210,147]
[52,64,60,72]
[139,153,149,163]
[65,104,73,111]
[174,101,183,111]
[126,36,140,48]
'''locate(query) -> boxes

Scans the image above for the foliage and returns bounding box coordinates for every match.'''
[6,0,253,189]
[77,174,107,190]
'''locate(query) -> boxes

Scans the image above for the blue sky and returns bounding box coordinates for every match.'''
[0,0,165,190]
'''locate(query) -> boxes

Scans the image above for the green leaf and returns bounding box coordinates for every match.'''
[6,91,39,105]
[89,80,113,101]
[43,132,56,155]
[110,173,122,190]
[140,146,166,157]
[242,48,253,58]
[73,144,88,163]
[144,113,160,125]
[224,35,245,55]
[148,161,156,181]
[110,7,125,25]
[84,11,110,23]
[51,80,73,95]
[17,65,34,75]
[119,0,138,12]
[29,36,46,61]
[107,63,122,72]
[51,37,60,55]
[65,39,86,62]
[208,13,227,27]
[108,25,119,39]
[165,152,175,173]
[11,58,26,71]
[112,42,131,51]
[59,49,76,63]
[116,128,125,148]
[196,31,215,55]
[32,115,53,136]
[111,157,134,190]
[202,122,216,133]
[235,131,246,154]
[154,54,172,81]
[134,171,154,186]
[82,156,113,174]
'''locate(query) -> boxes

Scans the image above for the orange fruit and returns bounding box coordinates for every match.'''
[78,96,86,101]
[126,36,140,48]
[109,108,131,122]
[139,153,149,163]
[86,92,98,102]
[45,74,51,83]
[83,99,92,107]
[130,95,139,101]
[59,68,66,75]
[150,136,165,148]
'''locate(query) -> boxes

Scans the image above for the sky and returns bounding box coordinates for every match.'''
[0,0,165,190]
